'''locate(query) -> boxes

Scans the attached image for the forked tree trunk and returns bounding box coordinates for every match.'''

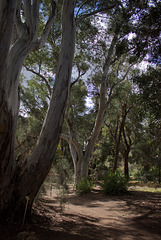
[63,35,118,185]
[0,0,76,222]
[112,104,130,173]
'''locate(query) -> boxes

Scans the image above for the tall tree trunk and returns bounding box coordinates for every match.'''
[12,0,76,221]
[69,143,82,185]
[122,116,133,179]
[61,134,84,185]
[112,104,130,173]
[0,0,17,222]
[124,146,130,179]
[64,35,118,184]
[113,144,120,173]
[0,0,76,222]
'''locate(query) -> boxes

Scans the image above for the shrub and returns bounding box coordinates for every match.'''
[76,177,93,195]
[101,170,128,195]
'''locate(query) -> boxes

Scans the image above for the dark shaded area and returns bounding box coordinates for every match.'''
[0,190,161,240]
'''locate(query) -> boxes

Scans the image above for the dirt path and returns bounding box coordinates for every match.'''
[32,187,161,240]
[0,187,161,240]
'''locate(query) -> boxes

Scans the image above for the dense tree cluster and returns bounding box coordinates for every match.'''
[0,0,160,222]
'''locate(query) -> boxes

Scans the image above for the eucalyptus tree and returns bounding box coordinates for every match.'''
[0,0,76,222]
[64,0,161,184]
[62,10,139,184]
[0,0,123,223]
[0,0,159,222]
[131,66,161,181]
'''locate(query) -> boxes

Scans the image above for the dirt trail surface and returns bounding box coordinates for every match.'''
[0,187,161,240]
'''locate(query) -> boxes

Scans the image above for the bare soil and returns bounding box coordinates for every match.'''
[0,186,161,240]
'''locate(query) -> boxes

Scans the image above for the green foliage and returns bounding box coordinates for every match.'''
[54,155,73,189]
[133,67,161,119]
[134,166,161,183]
[101,170,128,195]
[76,177,94,195]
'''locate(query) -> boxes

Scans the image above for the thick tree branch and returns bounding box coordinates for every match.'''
[24,0,32,31]
[32,0,39,33]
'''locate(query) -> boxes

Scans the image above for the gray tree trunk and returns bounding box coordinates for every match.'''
[0,0,17,222]
[64,35,118,184]
[0,0,76,222]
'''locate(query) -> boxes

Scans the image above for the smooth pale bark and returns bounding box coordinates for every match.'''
[0,0,76,222]
[12,0,76,221]
[63,35,118,184]
[61,134,83,185]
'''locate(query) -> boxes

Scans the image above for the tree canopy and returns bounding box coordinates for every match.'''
[0,0,160,222]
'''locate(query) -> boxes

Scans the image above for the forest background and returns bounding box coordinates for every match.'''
[0,0,160,223]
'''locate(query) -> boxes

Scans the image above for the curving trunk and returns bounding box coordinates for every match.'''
[0,0,76,222]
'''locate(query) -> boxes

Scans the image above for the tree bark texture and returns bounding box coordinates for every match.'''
[12,0,76,221]
[0,0,76,222]
[0,0,17,222]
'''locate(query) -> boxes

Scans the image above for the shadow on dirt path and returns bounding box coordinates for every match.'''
[0,188,161,240]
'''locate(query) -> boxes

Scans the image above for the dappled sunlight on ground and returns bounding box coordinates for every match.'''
[0,186,161,240]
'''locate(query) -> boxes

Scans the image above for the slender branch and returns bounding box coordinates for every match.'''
[38,1,57,49]
[76,0,92,19]
[23,65,52,96]
[106,63,134,106]
[60,132,82,159]
[114,115,119,141]
[117,63,133,85]
[105,122,116,143]
[76,5,116,25]
[70,70,86,88]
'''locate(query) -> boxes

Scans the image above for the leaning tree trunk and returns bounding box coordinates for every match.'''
[12,0,76,221]
[0,0,57,222]
[0,0,76,222]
